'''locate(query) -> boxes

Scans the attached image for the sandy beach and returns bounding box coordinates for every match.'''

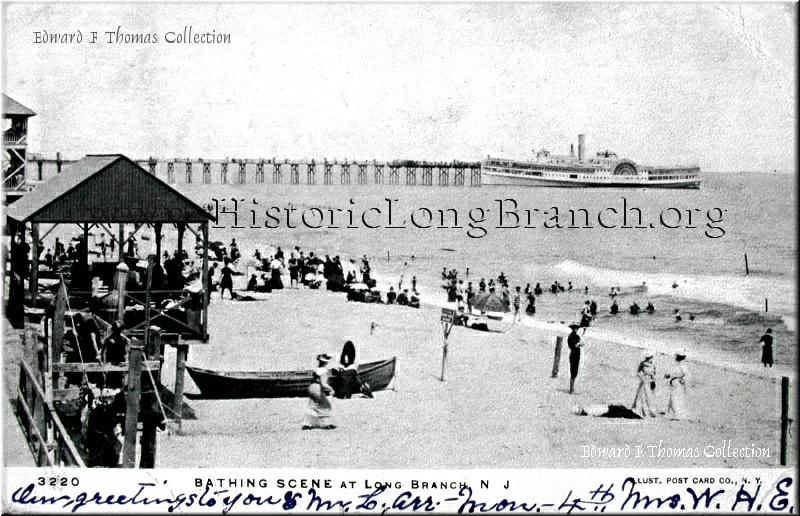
[150,286,796,469]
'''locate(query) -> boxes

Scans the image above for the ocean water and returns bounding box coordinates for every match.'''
[76,171,792,368]
[174,172,796,318]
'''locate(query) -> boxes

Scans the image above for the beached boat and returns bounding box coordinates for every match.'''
[186,357,396,399]
[482,134,701,189]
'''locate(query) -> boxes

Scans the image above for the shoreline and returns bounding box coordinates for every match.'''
[151,286,796,469]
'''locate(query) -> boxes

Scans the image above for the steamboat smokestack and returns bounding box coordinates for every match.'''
[578,134,585,161]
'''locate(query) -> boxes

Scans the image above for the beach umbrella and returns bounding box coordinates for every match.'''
[472,291,511,313]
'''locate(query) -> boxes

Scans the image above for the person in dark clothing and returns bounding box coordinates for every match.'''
[386,287,397,304]
[567,324,583,394]
[101,321,130,389]
[610,300,619,315]
[534,283,543,296]
[760,328,774,367]
[397,289,409,306]
[207,262,217,295]
[247,274,258,291]
[151,262,165,290]
[219,260,234,299]
[288,256,300,288]
[572,404,642,419]
[77,313,101,363]
[526,292,536,315]
[102,321,129,364]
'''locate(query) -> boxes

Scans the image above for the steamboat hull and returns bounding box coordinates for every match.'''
[481,171,701,189]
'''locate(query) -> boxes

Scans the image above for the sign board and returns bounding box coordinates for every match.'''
[440,307,455,323]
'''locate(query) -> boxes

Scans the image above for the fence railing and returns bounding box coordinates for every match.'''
[15,359,86,467]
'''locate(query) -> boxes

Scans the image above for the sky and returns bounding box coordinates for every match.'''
[1,3,796,172]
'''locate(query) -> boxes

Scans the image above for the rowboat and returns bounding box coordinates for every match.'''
[186,357,396,399]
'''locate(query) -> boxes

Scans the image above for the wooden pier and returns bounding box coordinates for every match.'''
[23,155,483,189]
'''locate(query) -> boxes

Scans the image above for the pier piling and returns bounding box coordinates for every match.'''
[780,376,789,466]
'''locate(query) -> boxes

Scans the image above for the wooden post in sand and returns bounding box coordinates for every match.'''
[744,253,749,275]
[765,298,769,313]
[173,344,189,433]
[123,343,144,468]
[440,308,455,381]
[551,336,563,378]
[780,376,789,466]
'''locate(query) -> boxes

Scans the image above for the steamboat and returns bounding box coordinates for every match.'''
[482,134,701,188]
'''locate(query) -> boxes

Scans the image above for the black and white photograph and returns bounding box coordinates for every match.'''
[1,2,797,513]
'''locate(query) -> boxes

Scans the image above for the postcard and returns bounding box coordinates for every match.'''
[1,2,796,513]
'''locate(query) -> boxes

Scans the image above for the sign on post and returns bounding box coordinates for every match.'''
[441,308,455,324]
[440,308,456,381]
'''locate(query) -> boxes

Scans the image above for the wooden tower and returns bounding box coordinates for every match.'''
[3,94,36,202]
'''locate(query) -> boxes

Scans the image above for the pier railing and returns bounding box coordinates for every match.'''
[24,154,483,187]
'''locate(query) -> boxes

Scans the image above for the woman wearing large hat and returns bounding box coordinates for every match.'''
[302,353,336,430]
[631,350,657,417]
[665,349,689,420]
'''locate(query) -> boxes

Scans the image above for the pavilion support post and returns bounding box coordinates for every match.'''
[144,257,154,353]
[154,223,162,264]
[51,281,67,395]
[173,344,188,434]
[30,223,39,309]
[139,420,157,469]
[82,224,90,267]
[7,219,24,327]
[123,343,144,468]
[18,221,28,311]
[202,222,209,341]
[118,223,125,262]
[176,224,185,263]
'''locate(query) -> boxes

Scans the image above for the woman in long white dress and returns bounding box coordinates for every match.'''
[665,350,689,420]
[632,351,657,417]
[302,354,336,430]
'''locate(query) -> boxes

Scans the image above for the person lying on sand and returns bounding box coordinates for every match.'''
[571,404,642,419]
[230,292,261,302]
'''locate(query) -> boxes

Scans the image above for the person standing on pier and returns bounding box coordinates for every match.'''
[759,328,774,367]
[567,324,583,394]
